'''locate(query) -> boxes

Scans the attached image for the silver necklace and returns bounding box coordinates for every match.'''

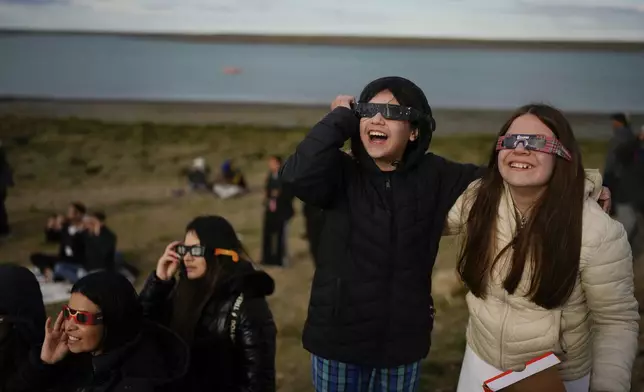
[517,211,527,229]
[509,193,529,230]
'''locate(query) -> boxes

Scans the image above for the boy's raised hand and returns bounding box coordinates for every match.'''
[331,95,355,111]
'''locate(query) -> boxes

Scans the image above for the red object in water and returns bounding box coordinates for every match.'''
[223,67,242,75]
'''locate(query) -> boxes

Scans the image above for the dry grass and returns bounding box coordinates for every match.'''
[0,115,641,391]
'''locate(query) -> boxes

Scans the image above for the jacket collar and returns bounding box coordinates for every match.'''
[92,332,141,378]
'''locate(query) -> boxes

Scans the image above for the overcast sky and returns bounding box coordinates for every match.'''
[1,0,643,41]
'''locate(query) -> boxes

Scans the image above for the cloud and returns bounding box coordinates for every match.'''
[0,0,61,4]
[519,0,644,13]
[0,0,643,41]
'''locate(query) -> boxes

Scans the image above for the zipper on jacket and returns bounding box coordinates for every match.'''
[499,290,510,369]
[384,177,393,217]
[333,278,341,318]
[382,174,396,358]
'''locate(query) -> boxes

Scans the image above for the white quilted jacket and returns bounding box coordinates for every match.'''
[446,170,639,391]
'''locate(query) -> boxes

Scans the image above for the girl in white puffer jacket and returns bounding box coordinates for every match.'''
[446,104,639,392]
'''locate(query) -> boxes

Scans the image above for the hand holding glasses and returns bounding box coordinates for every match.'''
[156,241,241,281]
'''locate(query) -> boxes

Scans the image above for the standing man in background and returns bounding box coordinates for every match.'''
[262,155,294,266]
[603,113,636,195]
[637,125,644,163]
[603,113,640,243]
[0,140,14,239]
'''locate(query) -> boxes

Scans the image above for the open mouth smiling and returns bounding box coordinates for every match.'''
[508,161,534,170]
[368,131,388,143]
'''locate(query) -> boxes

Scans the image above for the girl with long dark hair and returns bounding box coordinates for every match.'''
[139,215,277,392]
[446,104,639,391]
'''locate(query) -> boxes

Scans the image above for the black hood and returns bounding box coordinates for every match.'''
[217,260,275,299]
[71,271,143,353]
[350,76,435,173]
[0,265,46,347]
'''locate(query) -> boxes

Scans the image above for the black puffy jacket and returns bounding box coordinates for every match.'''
[280,107,482,367]
[139,260,277,392]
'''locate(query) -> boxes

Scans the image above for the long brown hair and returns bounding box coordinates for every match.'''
[169,215,249,344]
[169,257,221,344]
[457,104,585,309]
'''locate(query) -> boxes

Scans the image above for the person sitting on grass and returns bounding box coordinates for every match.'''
[186,157,212,192]
[82,211,117,274]
[213,159,248,199]
[30,202,87,283]
[140,215,276,392]
[32,271,189,392]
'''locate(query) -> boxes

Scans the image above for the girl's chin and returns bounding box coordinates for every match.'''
[68,345,86,354]
[186,270,205,279]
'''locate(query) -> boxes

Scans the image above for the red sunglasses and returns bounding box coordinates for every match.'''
[496,134,572,161]
[62,305,104,326]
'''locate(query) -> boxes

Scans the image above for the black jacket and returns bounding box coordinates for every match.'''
[20,320,189,392]
[603,126,637,184]
[614,158,644,213]
[0,265,46,392]
[139,261,277,392]
[45,224,87,265]
[280,107,482,367]
[264,171,294,221]
[84,226,117,272]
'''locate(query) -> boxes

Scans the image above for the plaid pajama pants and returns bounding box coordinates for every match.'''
[311,354,422,392]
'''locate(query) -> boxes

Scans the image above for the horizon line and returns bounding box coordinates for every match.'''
[2,29,644,51]
[2,96,642,117]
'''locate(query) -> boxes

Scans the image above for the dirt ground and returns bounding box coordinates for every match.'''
[0,114,642,391]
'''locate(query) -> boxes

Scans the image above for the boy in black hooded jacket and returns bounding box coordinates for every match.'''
[280,77,485,391]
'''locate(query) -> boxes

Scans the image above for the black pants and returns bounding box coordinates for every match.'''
[262,213,287,266]
[0,189,8,235]
[30,253,59,273]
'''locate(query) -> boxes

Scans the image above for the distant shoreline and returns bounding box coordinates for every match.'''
[3,96,639,116]
[2,29,643,51]
[2,98,640,139]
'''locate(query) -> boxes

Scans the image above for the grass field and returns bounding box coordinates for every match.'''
[1,115,642,391]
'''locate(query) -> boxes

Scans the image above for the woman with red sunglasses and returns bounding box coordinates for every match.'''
[445,104,639,391]
[139,215,277,392]
[30,271,189,391]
